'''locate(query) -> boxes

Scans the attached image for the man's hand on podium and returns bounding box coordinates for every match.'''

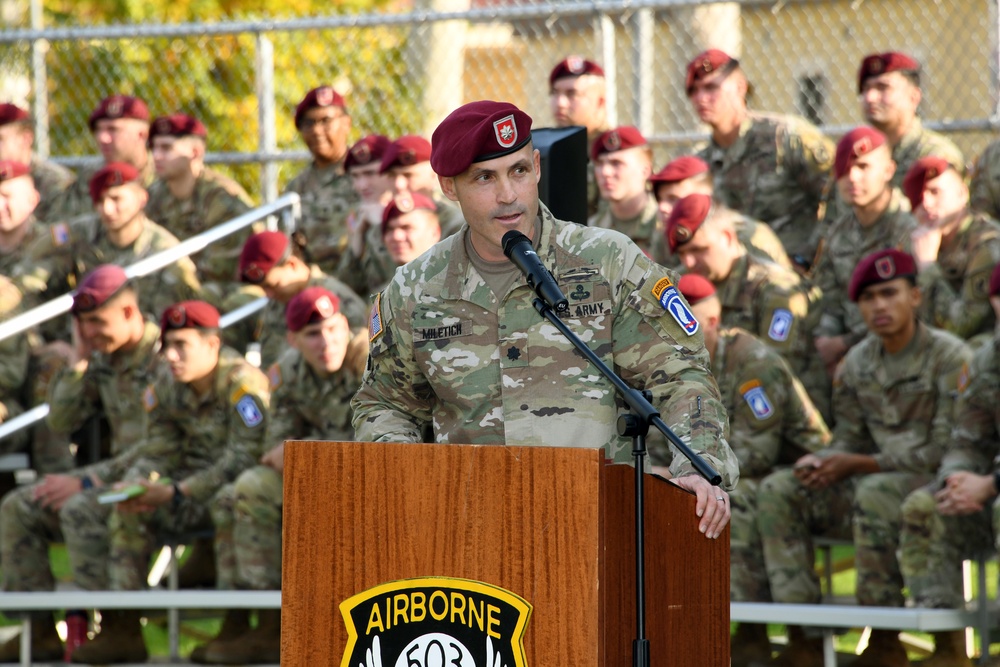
[671,475,730,540]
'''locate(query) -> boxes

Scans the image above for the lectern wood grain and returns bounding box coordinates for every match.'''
[283,441,729,666]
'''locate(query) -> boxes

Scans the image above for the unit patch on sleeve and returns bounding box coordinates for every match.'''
[767,308,794,342]
[650,277,699,336]
[235,395,264,428]
[739,379,774,420]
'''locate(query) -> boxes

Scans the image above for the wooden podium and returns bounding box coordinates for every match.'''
[283,441,729,666]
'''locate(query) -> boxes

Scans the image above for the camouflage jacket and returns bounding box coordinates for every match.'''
[588,193,669,266]
[0,216,44,278]
[30,156,75,224]
[918,212,1000,339]
[890,118,965,191]
[124,347,270,502]
[971,139,1000,220]
[144,167,254,284]
[708,327,829,479]
[352,204,739,489]
[698,112,834,260]
[335,205,398,301]
[813,189,916,341]
[266,347,360,444]
[47,320,162,483]
[283,160,359,273]
[0,279,28,429]
[828,322,970,473]
[48,157,156,223]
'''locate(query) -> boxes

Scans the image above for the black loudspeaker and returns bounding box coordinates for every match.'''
[531,126,588,226]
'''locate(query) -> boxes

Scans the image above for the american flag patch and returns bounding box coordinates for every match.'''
[369,292,383,342]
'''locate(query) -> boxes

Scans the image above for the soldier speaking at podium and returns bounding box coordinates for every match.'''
[351,100,738,538]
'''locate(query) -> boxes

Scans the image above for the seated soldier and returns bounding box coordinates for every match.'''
[0,276,30,462]
[382,192,442,268]
[675,274,831,667]
[588,126,668,264]
[379,135,464,236]
[812,126,916,376]
[897,263,1000,667]
[237,230,369,369]
[0,266,161,662]
[0,160,43,278]
[193,287,360,664]
[283,86,358,273]
[648,155,790,269]
[757,249,971,667]
[335,134,396,299]
[144,113,255,301]
[0,103,73,223]
[905,156,1000,341]
[70,300,270,664]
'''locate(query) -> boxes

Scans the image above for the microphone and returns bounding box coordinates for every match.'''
[501,231,569,313]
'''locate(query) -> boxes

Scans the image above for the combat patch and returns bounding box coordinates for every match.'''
[235,394,264,428]
[739,379,774,420]
[51,222,70,246]
[340,577,531,667]
[767,308,794,342]
[142,385,158,413]
[414,319,473,342]
[650,277,699,336]
[267,364,283,392]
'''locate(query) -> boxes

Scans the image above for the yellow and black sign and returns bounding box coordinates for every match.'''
[340,576,532,667]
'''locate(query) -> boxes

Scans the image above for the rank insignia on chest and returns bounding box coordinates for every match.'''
[369,293,384,342]
[651,277,699,336]
[767,308,794,342]
[235,395,264,428]
[739,380,774,420]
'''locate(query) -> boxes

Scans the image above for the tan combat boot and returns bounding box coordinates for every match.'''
[768,625,823,667]
[71,609,148,664]
[731,622,771,667]
[190,608,252,663]
[203,609,281,664]
[851,629,908,667]
[912,630,973,666]
[0,612,63,662]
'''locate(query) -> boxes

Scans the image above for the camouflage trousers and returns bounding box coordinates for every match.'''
[212,465,282,591]
[758,468,931,606]
[1,485,111,616]
[899,485,995,609]
[730,477,771,602]
[24,348,74,473]
[107,493,212,590]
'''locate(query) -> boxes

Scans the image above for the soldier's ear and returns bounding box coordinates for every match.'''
[439,175,459,202]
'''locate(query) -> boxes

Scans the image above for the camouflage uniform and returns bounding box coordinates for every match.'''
[29,156,75,224]
[0,279,29,455]
[48,159,156,223]
[734,214,793,270]
[588,193,669,266]
[13,213,202,328]
[213,348,359,590]
[255,264,368,368]
[657,326,829,602]
[758,322,970,606]
[697,112,834,261]
[107,347,269,591]
[0,320,162,596]
[352,204,739,488]
[144,167,254,292]
[283,160,358,274]
[971,139,1000,220]
[918,212,1000,339]
[812,189,917,344]
[890,119,965,191]
[335,208,398,301]
[900,335,1000,608]
[0,215,44,277]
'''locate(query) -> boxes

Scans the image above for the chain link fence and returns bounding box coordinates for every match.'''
[0,0,996,201]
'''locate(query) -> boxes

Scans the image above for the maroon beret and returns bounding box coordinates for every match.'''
[381,192,438,234]
[89,162,141,203]
[430,101,533,178]
[665,193,713,252]
[649,156,710,185]
[591,126,647,161]
[345,134,391,171]
[902,156,952,211]
[549,56,605,87]
[990,263,1000,298]
[677,273,717,305]
[294,86,346,129]
[148,114,207,144]
[160,300,220,339]
[0,160,30,182]
[0,104,29,126]
[380,135,432,173]
[834,127,888,179]
[848,249,918,302]
[239,231,290,284]
[285,286,341,332]
[685,49,737,95]
[88,95,150,131]
[71,264,129,315]
[858,52,920,93]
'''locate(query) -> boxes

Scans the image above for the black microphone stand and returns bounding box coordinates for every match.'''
[531,297,721,667]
